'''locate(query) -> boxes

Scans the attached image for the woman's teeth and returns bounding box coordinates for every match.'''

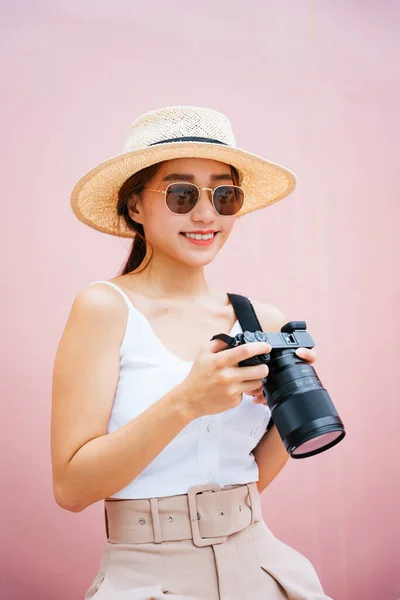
[184,233,215,240]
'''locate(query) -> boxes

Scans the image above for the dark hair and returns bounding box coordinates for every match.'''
[117,161,241,275]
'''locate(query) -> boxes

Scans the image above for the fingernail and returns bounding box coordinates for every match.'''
[296,348,307,357]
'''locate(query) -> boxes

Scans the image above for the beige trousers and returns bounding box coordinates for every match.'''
[84,482,333,600]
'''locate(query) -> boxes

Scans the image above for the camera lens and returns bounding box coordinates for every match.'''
[291,430,344,457]
[264,352,345,458]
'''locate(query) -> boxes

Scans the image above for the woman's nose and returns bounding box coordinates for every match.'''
[191,188,215,222]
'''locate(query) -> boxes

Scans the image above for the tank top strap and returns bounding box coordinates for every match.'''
[86,280,134,312]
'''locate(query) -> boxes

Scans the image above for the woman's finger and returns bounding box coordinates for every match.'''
[252,395,268,405]
[295,347,317,363]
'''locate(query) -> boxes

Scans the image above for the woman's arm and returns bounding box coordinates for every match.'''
[252,424,289,492]
[51,285,192,513]
[249,300,291,492]
[249,300,317,492]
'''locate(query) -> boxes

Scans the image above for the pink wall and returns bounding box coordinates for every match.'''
[1,1,399,598]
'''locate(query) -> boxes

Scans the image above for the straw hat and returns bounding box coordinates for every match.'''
[70,105,296,238]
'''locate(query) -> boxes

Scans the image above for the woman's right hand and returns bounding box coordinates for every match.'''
[178,338,272,420]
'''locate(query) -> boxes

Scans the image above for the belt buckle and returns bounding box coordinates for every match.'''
[187,483,228,547]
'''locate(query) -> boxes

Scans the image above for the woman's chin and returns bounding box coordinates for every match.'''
[180,253,217,268]
[151,237,222,268]
[173,244,219,266]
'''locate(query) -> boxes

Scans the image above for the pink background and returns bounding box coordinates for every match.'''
[1,1,399,599]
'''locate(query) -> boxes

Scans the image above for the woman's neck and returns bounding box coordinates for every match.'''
[129,252,213,300]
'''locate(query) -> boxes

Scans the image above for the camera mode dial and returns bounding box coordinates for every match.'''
[243,330,270,360]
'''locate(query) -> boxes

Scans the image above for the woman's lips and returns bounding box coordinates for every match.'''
[180,232,218,246]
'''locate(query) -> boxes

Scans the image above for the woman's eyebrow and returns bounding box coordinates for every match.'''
[161,173,233,183]
[210,173,233,182]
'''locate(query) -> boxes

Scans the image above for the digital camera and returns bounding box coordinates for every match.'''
[212,321,345,459]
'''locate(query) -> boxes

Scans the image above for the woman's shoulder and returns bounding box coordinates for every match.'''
[249,298,287,333]
[69,280,132,338]
[74,279,129,311]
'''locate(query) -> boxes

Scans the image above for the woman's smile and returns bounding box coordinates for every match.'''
[180,230,219,245]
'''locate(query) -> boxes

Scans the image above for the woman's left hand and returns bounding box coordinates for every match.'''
[252,347,317,404]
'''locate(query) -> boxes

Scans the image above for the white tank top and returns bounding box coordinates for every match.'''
[86,281,272,499]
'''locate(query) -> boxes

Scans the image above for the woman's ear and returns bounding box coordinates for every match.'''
[128,194,143,224]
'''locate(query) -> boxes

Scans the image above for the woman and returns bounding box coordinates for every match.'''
[51,106,332,599]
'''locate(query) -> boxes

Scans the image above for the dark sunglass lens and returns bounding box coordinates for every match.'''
[165,183,198,214]
[213,186,244,215]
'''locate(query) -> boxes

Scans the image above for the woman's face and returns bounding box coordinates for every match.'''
[129,157,239,269]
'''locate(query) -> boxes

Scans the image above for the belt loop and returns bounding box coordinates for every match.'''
[104,502,109,539]
[246,483,262,523]
[150,498,163,544]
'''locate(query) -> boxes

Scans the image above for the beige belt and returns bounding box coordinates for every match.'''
[104,482,262,548]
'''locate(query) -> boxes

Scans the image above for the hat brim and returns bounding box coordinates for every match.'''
[70,141,296,238]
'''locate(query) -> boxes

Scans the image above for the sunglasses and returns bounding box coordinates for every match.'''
[144,182,245,216]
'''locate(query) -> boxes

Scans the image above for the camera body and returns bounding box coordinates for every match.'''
[229,321,315,365]
[212,321,345,459]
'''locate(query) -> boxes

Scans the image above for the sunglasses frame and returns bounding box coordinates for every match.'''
[144,181,244,216]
